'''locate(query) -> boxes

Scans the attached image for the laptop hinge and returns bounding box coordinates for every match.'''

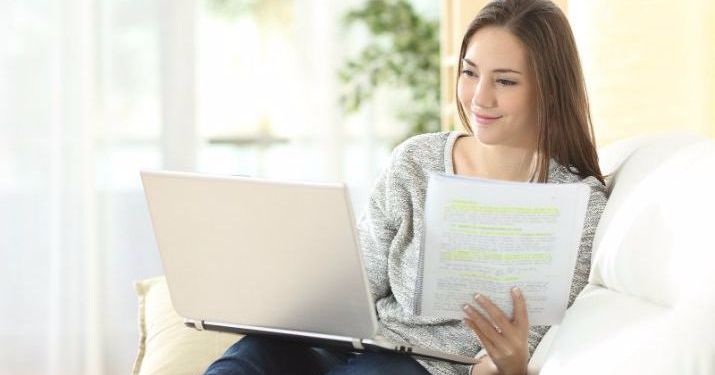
[351,338,364,350]
[186,319,205,331]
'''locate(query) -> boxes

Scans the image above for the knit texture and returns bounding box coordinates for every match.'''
[356,131,608,375]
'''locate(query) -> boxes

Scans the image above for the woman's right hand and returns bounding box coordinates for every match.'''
[463,288,529,375]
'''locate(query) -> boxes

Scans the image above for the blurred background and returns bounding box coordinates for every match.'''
[1,0,713,374]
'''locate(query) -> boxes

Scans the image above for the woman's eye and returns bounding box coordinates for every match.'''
[497,79,516,86]
[461,69,477,78]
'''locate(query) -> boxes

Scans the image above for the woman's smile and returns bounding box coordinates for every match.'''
[472,112,502,125]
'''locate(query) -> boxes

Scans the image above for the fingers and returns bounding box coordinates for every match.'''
[463,312,499,355]
[472,293,511,331]
[511,287,528,329]
[463,304,507,353]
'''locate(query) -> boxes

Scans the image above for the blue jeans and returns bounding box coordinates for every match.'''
[203,335,431,375]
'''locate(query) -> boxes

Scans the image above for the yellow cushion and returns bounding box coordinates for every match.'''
[132,276,243,375]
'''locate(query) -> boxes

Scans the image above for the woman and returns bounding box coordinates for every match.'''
[205,0,607,374]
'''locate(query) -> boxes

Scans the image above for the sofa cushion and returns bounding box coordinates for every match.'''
[132,276,242,375]
[541,284,715,374]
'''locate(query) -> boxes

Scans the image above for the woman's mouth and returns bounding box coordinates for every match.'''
[472,112,502,125]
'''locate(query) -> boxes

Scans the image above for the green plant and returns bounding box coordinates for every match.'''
[339,0,441,142]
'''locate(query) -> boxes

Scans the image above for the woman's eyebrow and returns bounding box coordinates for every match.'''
[462,58,522,74]
[494,68,522,74]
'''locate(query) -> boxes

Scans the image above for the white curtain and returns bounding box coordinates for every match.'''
[1,0,186,373]
[1,0,404,373]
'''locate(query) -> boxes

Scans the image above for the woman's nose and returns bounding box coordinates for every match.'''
[472,79,496,108]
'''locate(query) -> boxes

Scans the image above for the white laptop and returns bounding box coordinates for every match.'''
[140,170,477,365]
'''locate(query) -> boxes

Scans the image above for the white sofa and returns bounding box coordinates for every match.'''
[529,132,715,374]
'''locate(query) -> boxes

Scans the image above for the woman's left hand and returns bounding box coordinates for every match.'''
[463,287,529,375]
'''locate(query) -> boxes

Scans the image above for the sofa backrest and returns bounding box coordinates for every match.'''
[533,132,715,375]
[590,132,715,309]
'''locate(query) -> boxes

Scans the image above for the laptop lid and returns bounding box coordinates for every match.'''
[140,170,379,339]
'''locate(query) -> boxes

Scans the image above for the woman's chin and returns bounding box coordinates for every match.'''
[473,128,502,146]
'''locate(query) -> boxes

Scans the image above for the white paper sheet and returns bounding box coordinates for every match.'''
[416,172,590,326]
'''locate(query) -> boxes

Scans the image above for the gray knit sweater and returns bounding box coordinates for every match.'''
[356,131,608,375]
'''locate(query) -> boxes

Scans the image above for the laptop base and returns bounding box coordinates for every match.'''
[186,320,478,365]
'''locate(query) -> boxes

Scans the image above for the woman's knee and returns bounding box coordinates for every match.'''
[223,335,276,358]
[205,335,325,375]
[204,335,287,375]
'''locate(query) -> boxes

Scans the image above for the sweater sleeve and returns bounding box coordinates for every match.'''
[526,178,608,357]
[356,149,400,303]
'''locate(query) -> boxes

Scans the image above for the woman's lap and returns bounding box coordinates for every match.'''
[325,351,430,375]
[203,335,430,375]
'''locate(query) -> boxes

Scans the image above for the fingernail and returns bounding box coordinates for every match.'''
[463,304,470,311]
[512,287,521,296]
[474,293,481,301]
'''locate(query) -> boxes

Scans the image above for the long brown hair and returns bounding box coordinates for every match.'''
[456,0,604,184]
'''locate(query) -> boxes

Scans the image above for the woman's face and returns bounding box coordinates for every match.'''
[457,26,537,148]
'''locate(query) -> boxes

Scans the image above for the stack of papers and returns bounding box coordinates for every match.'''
[415,172,590,325]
